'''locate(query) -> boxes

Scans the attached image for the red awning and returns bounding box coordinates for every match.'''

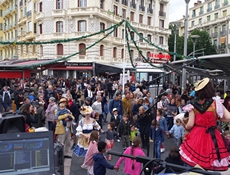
[0,70,30,78]
[51,66,93,70]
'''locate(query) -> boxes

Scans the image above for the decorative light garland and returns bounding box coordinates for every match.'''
[16,21,124,69]
[1,21,124,45]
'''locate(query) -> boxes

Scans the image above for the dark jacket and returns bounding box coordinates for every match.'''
[110,114,121,128]
[21,112,38,127]
[32,106,45,128]
[149,126,164,143]
[14,95,24,110]
[118,120,130,136]
[69,102,80,123]
[93,153,114,175]
[109,99,123,116]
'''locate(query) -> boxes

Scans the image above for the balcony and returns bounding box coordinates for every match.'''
[130,2,136,9]
[3,6,16,17]
[36,12,44,21]
[219,44,226,49]
[212,32,218,38]
[52,9,66,17]
[223,1,228,6]
[139,5,145,12]
[159,11,166,17]
[199,10,203,15]
[214,4,220,9]
[220,30,227,36]
[26,10,32,17]
[207,7,212,12]
[25,31,36,40]
[52,32,66,38]
[192,13,196,18]
[121,0,127,6]
[147,8,153,14]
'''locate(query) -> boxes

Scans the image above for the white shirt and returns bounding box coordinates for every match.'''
[87,89,93,98]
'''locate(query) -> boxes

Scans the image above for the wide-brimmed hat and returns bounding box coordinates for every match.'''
[59,97,67,104]
[195,78,210,92]
[80,106,93,115]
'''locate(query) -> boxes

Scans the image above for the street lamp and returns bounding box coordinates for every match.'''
[182,0,190,92]
[170,21,182,84]
[190,35,200,83]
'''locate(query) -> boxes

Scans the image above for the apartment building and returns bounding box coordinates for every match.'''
[188,0,230,53]
[1,0,17,60]
[17,0,37,59]
[35,0,170,77]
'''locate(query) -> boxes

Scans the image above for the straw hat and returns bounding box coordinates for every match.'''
[58,97,67,104]
[80,106,93,115]
[195,78,210,92]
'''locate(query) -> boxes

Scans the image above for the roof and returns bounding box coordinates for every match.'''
[164,54,230,78]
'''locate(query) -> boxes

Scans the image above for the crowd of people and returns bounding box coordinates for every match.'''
[1,76,230,174]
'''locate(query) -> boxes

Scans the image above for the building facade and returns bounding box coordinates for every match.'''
[0,6,3,59]
[188,0,230,54]
[1,0,17,60]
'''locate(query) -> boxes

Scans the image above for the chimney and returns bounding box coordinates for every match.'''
[198,1,202,4]
[194,3,198,6]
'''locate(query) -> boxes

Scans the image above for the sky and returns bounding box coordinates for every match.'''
[169,0,200,22]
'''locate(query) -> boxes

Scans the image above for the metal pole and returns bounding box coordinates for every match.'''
[182,0,190,92]
[122,20,126,94]
[192,41,195,83]
[172,27,177,84]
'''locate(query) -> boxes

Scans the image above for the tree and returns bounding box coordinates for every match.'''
[168,27,216,61]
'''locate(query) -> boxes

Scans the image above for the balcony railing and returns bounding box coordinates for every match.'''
[139,5,145,12]
[159,11,166,17]
[215,4,220,9]
[220,44,226,49]
[27,10,32,17]
[207,7,212,12]
[192,13,196,17]
[220,30,227,36]
[223,1,228,6]
[130,2,136,9]
[147,8,153,14]
[212,32,218,38]
[199,10,203,15]
[122,0,127,5]
[3,6,16,16]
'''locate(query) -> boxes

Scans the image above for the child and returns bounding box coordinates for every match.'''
[130,125,138,144]
[110,108,121,142]
[118,114,130,150]
[95,112,102,129]
[116,137,145,175]
[103,122,118,160]
[81,131,99,175]
[156,108,168,152]
[149,120,164,159]
[168,118,184,147]
[93,141,118,175]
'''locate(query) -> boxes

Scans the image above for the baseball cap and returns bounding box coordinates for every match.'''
[113,108,118,112]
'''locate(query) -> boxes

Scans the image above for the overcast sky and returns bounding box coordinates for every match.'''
[169,0,200,22]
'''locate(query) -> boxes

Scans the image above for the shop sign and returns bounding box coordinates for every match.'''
[64,62,93,66]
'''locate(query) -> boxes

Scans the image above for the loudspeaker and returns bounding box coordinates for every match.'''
[54,142,64,175]
[0,113,25,133]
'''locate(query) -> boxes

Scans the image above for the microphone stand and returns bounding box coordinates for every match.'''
[108,150,221,175]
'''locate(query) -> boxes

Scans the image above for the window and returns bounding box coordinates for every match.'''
[78,0,87,7]
[122,29,124,39]
[121,49,124,59]
[34,23,36,33]
[160,3,164,11]
[113,47,117,58]
[40,45,43,56]
[122,9,126,18]
[21,45,23,54]
[147,51,150,58]
[34,3,36,12]
[79,43,86,55]
[56,0,63,9]
[78,20,86,32]
[159,19,164,28]
[100,22,105,31]
[199,18,202,24]
[200,6,203,14]
[140,0,144,6]
[114,5,118,15]
[57,44,63,56]
[100,0,104,9]
[207,15,211,22]
[147,34,151,42]
[214,26,218,33]
[28,21,32,32]
[39,2,42,12]
[99,45,104,56]
[222,25,226,32]
[130,50,134,59]
[56,21,63,32]
[223,10,227,17]
[214,13,218,20]
[130,12,134,21]
[20,9,23,18]
[192,9,196,17]
[32,45,36,54]
[130,31,134,39]
[26,45,28,53]
[159,36,164,45]
[139,14,143,23]
[147,16,151,25]
[215,0,220,5]
[139,33,143,42]
[191,21,194,27]
[39,24,42,34]
[114,29,118,37]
